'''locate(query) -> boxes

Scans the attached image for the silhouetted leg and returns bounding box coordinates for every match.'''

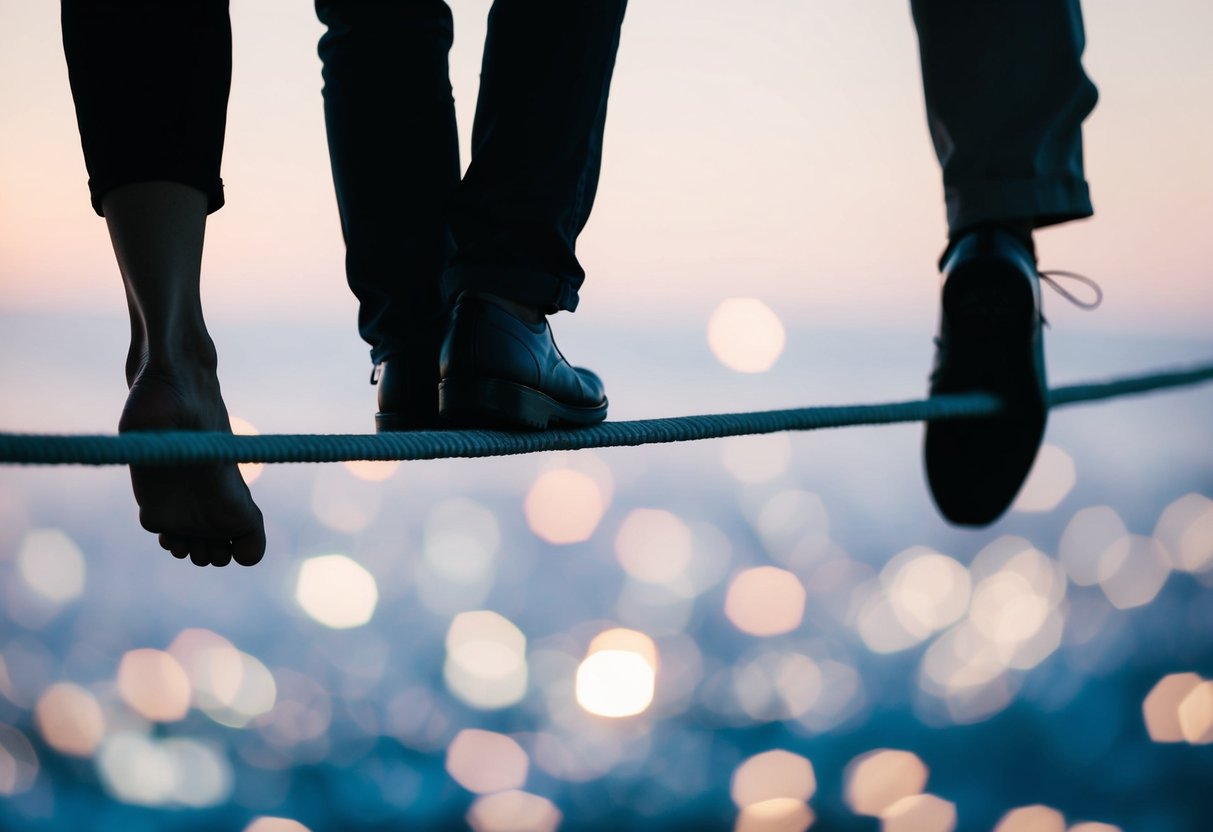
[435,0,625,430]
[912,1,1099,526]
[316,0,460,366]
[62,0,230,215]
[62,1,265,565]
[911,0,1098,235]
[442,0,629,314]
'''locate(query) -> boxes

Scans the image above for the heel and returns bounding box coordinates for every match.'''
[439,378,554,429]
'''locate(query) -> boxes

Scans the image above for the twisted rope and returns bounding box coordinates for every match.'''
[2,361,1211,466]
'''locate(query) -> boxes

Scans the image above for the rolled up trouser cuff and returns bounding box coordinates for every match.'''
[946,175,1093,236]
[89,173,225,217]
[441,263,580,314]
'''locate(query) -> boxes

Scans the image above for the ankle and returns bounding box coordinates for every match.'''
[465,291,544,324]
[956,220,1034,251]
[139,332,219,378]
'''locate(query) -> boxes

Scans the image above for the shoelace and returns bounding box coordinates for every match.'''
[1038,269,1103,310]
[1037,269,1103,328]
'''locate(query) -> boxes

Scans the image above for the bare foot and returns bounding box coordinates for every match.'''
[119,359,266,567]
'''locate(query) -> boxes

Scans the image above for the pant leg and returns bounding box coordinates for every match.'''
[910,0,1098,235]
[442,0,629,313]
[316,0,461,364]
[61,0,231,216]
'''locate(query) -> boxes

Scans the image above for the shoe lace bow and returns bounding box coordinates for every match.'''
[1037,269,1103,326]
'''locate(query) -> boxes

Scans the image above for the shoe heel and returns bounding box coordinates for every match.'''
[439,378,554,430]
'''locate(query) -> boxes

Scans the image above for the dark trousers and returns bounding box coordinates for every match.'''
[62,0,231,216]
[911,0,1097,234]
[315,0,628,362]
[61,2,1096,362]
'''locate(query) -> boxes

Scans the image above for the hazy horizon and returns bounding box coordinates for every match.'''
[2,0,1211,340]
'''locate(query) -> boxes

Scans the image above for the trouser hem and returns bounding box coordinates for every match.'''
[441,263,580,314]
[946,175,1093,236]
[89,173,225,217]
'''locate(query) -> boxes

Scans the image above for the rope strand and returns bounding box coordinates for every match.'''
[1,361,1210,466]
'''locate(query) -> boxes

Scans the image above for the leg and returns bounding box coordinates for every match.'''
[105,183,265,566]
[911,0,1098,526]
[442,0,628,313]
[437,0,627,429]
[315,0,461,430]
[62,0,264,564]
[911,0,1098,235]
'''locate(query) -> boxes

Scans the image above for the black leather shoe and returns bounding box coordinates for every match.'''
[924,227,1047,526]
[374,352,441,432]
[438,295,607,429]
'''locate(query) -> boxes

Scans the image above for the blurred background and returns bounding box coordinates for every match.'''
[2,1,1212,830]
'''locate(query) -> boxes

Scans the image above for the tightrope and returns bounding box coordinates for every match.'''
[2,362,1211,466]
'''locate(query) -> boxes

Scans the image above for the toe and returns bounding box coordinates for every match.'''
[209,541,233,568]
[232,515,266,567]
[232,530,266,567]
[188,544,209,567]
[161,534,191,559]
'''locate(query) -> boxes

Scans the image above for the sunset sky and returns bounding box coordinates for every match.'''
[1,0,1210,336]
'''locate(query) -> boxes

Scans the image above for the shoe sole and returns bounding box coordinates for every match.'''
[439,377,608,430]
[925,255,1047,526]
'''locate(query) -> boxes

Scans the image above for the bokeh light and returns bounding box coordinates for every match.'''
[341,459,399,482]
[1096,535,1170,610]
[707,298,786,373]
[96,732,233,807]
[446,729,529,794]
[918,546,1070,725]
[525,468,606,544]
[881,794,956,832]
[444,611,528,710]
[116,648,192,722]
[1142,672,1203,743]
[735,798,815,832]
[731,650,826,722]
[308,464,387,533]
[884,550,970,633]
[1176,680,1213,744]
[844,749,928,816]
[860,548,970,653]
[721,433,793,483]
[34,682,105,757]
[576,628,658,718]
[753,489,830,561]
[1012,445,1076,513]
[0,724,38,796]
[731,749,816,808]
[994,810,1072,832]
[229,416,264,484]
[167,629,277,729]
[243,818,312,832]
[424,498,500,585]
[614,508,693,585]
[467,790,561,832]
[295,555,379,629]
[1068,824,1122,832]
[1058,506,1128,586]
[1154,493,1213,572]
[993,805,1066,832]
[418,497,501,615]
[15,527,85,604]
[725,567,806,636]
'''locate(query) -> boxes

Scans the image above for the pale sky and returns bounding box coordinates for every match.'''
[1,1,1211,336]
